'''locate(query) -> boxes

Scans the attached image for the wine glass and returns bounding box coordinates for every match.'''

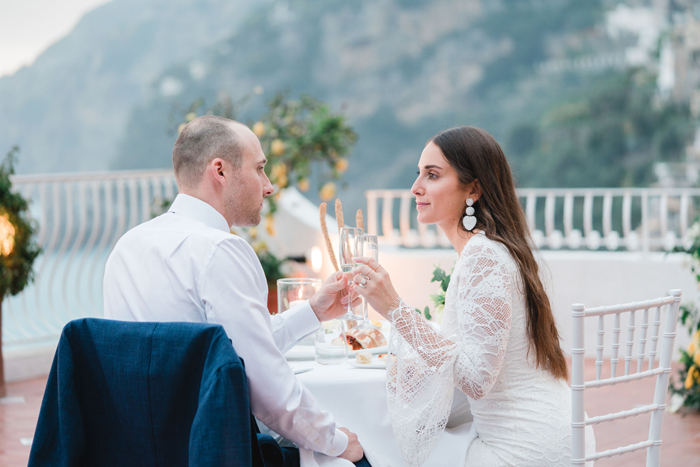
[314,319,348,365]
[339,227,363,320]
[350,235,380,330]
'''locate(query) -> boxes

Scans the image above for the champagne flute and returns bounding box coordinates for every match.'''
[351,235,380,330]
[339,227,363,320]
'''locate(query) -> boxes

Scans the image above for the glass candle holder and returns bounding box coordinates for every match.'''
[277,278,323,315]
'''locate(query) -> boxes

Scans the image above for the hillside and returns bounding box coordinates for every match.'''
[0,0,266,173]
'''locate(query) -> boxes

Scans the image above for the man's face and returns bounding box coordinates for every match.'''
[224,127,274,227]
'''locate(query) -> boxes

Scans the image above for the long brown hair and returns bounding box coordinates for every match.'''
[431,126,567,380]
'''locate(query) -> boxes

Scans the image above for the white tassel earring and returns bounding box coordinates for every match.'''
[463,198,476,231]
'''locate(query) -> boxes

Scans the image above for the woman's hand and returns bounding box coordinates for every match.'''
[351,257,400,319]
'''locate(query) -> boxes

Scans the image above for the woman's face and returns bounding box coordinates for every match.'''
[411,141,471,226]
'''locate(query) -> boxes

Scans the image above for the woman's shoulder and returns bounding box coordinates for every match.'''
[458,232,517,274]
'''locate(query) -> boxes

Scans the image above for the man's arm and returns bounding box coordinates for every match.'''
[200,238,351,457]
[269,270,355,353]
[270,302,319,354]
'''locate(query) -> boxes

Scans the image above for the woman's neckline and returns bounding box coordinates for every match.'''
[457,230,486,256]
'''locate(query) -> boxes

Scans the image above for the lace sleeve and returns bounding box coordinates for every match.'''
[386,241,513,466]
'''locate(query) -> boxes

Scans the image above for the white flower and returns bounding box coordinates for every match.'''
[432,304,445,325]
[668,393,685,413]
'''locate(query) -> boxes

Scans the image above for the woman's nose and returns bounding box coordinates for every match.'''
[411,177,422,196]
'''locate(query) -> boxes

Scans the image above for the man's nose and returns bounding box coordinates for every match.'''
[263,173,274,197]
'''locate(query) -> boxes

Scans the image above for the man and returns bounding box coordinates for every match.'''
[104,116,365,464]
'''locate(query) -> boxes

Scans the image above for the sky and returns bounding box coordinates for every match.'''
[0,0,111,78]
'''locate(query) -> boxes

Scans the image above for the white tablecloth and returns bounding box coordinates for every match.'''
[290,360,476,467]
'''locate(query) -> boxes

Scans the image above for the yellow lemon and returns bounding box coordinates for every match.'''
[319,182,336,202]
[271,139,286,156]
[694,329,700,342]
[177,123,187,134]
[297,178,310,192]
[689,340,697,356]
[265,215,275,236]
[685,366,697,389]
[277,174,288,188]
[185,112,197,122]
[249,226,258,239]
[695,351,700,367]
[252,121,265,138]
[335,158,349,174]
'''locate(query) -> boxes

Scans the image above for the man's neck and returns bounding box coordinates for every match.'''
[178,187,229,225]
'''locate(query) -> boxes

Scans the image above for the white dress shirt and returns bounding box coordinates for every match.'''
[103,193,349,456]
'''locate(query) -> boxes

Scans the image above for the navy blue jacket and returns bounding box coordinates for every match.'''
[28,318,280,466]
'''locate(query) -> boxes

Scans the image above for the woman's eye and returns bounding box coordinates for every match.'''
[428,173,437,179]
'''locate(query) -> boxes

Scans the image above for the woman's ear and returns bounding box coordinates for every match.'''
[469,179,483,203]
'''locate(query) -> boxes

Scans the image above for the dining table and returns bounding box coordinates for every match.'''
[287,347,476,467]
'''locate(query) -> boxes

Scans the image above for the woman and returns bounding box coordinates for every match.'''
[352,126,595,466]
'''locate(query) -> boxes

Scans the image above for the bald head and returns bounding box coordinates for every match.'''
[172,116,248,189]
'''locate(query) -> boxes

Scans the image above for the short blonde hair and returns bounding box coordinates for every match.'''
[172,116,243,188]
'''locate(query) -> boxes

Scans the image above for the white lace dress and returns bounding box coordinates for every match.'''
[387,232,595,466]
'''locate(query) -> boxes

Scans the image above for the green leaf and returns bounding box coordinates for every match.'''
[423,306,432,321]
[431,266,446,283]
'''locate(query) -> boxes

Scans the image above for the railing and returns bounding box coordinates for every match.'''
[4,179,698,350]
[3,169,177,350]
[365,188,700,251]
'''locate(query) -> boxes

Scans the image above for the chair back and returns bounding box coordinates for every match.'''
[29,318,265,467]
[570,289,682,467]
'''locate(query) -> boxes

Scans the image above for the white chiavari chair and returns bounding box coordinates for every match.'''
[571,289,682,467]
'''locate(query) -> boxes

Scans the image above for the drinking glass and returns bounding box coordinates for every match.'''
[277,278,323,315]
[277,278,323,346]
[351,235,380,330]
[339,227,363,320]
[315,319,348,365]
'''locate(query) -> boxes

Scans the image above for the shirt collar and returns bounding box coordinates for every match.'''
[168,194,231,233]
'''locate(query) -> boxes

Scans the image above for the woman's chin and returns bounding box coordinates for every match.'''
[416,213,432,225]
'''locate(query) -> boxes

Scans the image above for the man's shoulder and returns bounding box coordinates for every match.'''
[122,213,240,246]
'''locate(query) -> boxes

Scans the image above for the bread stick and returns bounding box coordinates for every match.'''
[356,209,364,232]
[335,198,345,233]
[320,203,340,271]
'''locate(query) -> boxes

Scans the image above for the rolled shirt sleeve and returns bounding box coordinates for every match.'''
[200,237,347,456]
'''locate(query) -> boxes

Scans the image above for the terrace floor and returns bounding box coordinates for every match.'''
[1,360,699,466]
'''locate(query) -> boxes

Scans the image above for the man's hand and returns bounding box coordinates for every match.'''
[309,271,361,321]
[337,427,364,463]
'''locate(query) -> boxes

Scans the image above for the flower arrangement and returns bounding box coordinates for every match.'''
[669,219,700,411]
[416,264,452,324]
[669,305,700,411]
[0,147,42,397]
[177,91,357,231]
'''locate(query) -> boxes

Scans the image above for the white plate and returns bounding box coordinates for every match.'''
[348,345,387,356]
[284,344,389,361]
[284,346,315,361]
[348,357,387,369]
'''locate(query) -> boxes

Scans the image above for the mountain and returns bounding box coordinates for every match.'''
[1,0,692,216]
[0,0,266,173]
[112,0,609,211]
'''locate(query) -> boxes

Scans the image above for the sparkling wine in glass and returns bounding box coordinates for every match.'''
[339,227,363,320]
[351,235,380,330]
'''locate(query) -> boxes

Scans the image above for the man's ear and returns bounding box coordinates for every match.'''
[211,158,226,184]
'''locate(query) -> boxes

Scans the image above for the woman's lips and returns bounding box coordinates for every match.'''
[416,202,430,210]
